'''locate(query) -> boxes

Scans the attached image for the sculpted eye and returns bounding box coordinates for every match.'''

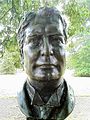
[50,35,64,44]
[58,37,65,44]
[27,36,36,43]
[27,35,42,48]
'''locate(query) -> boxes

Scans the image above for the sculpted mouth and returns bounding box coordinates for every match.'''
[35,64,58,69]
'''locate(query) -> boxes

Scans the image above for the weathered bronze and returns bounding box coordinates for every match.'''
[17,7,75,120]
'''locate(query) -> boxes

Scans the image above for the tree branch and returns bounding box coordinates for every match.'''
[0,8,12,20]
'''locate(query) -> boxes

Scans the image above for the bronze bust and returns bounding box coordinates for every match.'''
[17,7,75,120]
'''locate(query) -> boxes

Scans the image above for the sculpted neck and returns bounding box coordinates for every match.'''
[27,77,64,103]
[27,77,64,94]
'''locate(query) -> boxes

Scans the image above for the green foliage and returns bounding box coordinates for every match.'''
[64,0,90,36]
[65,0,90,76]
[0,34,21,74]
[0,0,90,76]
[67,36,90,77]
[0,51,16,74]
[0,0,63,74]
[0,48,21,74]
[11,51,21,68]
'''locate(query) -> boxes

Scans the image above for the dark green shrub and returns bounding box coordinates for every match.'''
[0,48,22,74]
[67,36,90,77]
[0,51,16,74]
[11,51,21,68]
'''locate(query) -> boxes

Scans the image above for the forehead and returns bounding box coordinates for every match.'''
[25,16,64,36]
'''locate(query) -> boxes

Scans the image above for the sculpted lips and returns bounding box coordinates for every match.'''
[33,63,61,80]
[33,63,61,72]
[37,64,55,68]
[34,63,59,68]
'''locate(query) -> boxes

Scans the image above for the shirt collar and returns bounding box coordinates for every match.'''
[26,80,65,106]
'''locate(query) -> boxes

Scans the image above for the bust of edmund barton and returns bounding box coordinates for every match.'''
[17,7,75,120]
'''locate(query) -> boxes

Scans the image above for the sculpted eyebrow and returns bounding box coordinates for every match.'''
[28,31,43,37]
[48,33,63,38]
[47,32,63,36]
[28,35,37,37]
[28,34,43,39]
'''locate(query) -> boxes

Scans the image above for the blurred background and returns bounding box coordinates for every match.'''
[0,0,90,120]
[0,0,90,77]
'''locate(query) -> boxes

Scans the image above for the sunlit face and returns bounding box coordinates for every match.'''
[23,17,66,81]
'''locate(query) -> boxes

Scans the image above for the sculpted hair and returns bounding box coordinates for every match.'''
[17,7,67,64]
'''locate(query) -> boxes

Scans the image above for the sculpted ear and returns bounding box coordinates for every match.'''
[59,14,67,44]
[63,19,67,44]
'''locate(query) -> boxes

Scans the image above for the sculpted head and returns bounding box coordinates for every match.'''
[17,7,67,82]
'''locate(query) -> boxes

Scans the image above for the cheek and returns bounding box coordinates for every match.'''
[60,49,66,63]
[54,47,66,65]
[23,47,34,75]
[60,48,66,56]
[23,46,32,63]
[23,50,31,72]
[23,45,40,65]
[54,47,66,57]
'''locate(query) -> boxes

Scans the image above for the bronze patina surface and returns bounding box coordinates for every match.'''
[17,7,75,120]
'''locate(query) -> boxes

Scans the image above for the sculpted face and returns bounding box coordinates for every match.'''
[23,14,66,81]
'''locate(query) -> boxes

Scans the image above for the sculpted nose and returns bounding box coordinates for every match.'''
[41,36,53,56]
